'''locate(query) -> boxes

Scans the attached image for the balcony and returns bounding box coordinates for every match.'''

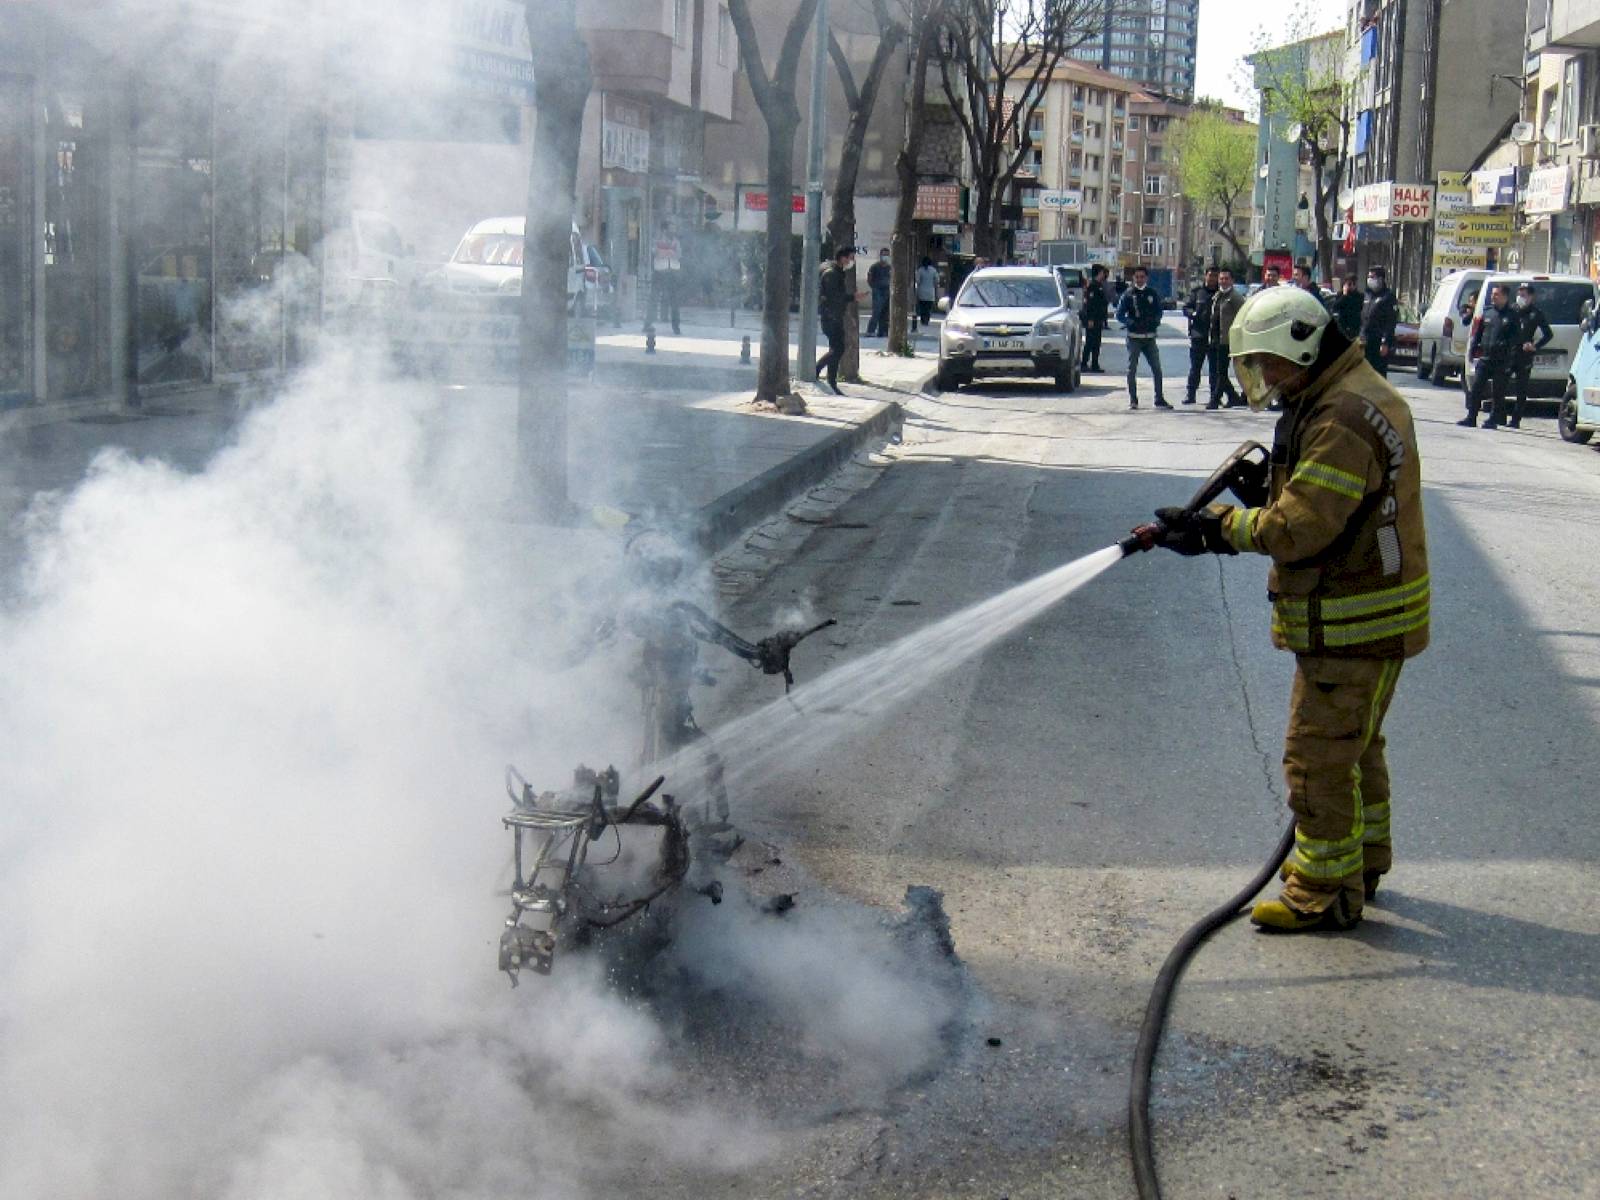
[1547,1,1600,47]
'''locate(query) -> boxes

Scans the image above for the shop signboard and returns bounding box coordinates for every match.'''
[447,0,535,102]
[1471,167,1517,208]
[1432,173,1489,283]
[601,96,651,174]
[1037,189,1083,212]
[914,183,961,222]
[1354,181,1434,224]
[1525,164,1570,216]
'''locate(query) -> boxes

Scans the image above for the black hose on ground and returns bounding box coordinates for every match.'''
[1128,822,1298,1200]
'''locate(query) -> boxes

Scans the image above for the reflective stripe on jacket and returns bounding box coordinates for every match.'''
[1216,340,1430,659]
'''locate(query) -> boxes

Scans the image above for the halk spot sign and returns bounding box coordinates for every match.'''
[1352,181,1435,224]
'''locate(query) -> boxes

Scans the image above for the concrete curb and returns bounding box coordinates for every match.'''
[693,397,903,554]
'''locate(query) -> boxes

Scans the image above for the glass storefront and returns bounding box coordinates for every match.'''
[0,75,31,404]
[44,80,107,399]
[133,74,214,390]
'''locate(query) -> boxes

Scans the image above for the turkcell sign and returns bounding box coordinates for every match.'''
[1352,181,1435,224]
[1037,189,1083,212]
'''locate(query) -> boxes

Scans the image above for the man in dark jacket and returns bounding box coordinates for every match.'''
[1081,264,1110,371]
[815,247,854,395]
[865,248,891,338]
[1182,268,1220,405]
[1359,265,1399,376]
[1461,282,1521,428]
[1509,281,1554,428]
[1115,266,1169,409]
[1207,268,1244,408]
[1330,276,1364,340]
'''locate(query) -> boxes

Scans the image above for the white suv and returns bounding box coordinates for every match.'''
[936,267,1082,392]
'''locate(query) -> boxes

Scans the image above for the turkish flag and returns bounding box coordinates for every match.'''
[1342,208,1357,255]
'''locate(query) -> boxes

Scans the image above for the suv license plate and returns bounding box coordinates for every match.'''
[1535,352,1562,367]
[983,338,1026,350]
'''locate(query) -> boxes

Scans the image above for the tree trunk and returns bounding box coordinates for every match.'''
[756,107,801,403]
[972,183,998,259]
[828,188,861,381]
[1310,149,1334,280]
[888,16,938,358]
[519,0,591,519]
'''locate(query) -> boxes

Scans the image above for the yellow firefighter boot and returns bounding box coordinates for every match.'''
[1250,884,1362,933]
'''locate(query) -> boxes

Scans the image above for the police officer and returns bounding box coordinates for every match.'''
[1509,281,1554,429]
[1152,286,1429,931]
[1081,264,1110,372]
[1183,268,1220,405]
[1460,282,1520,429]
[1359,265,1399,376]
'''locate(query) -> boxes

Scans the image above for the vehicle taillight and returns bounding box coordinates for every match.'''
[1442,316,1454,338]
[1469,315,1483,359]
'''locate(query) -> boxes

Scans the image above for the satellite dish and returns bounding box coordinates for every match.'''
[1510,121,1536,145]
[1543,117,1562,142]
[1284,122,1303,143]
[1338,187,1355,209]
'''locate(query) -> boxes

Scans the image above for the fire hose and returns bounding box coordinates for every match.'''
[1117,439,1296,1200]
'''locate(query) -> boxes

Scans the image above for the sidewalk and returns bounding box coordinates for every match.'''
[594,306,941,398]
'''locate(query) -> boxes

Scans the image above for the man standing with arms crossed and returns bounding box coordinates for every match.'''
[1182,267,1220,405]
[1207,268,1244,408]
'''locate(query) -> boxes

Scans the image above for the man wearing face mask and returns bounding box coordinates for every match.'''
[816,246,855,395]
[866,248,892,338]
[1509,282,1553,429]
[1461,282,1521,429]
[1359,266,1398,376]
[1151,287,1429,932]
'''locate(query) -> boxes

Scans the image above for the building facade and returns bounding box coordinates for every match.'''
[1088,0,1198,102]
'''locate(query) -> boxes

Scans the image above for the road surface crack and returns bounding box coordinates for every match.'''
[1216,560,1283,810]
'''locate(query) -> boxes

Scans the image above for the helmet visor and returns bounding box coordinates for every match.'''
[1233,355,1277,412]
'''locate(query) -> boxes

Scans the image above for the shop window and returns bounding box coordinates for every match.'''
[215,62,289,376]
[0,77,31,401]
[45,84,108,400]
[134,76,214,390]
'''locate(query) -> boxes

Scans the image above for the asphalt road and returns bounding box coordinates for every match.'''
[694,316,1600,1197]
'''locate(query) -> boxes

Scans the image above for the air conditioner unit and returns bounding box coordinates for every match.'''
[1579,125,1600,159]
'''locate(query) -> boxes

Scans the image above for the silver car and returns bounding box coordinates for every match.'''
[936,267,1082,392]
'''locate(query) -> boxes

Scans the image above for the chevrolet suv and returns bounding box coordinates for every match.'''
[936,267,1082,392]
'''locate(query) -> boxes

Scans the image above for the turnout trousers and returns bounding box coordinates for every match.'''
[1279,655,1404,915]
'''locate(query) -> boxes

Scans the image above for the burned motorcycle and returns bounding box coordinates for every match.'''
[498,603,834,982]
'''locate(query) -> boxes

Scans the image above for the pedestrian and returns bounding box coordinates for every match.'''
[1208,268,1244,407]
[1330,276,1364,341]
[1291,263,1321,296]
[1509,281,1554,429]
[1115,265,1169,409]
[1460,281,1520,428]
[652,220,683,335]
[1080,264,1110,372]
[1262,264,1282,288]
[1152,285,1429,932]
[1182,267,1220,405]
[866,247,892,337]
[816,246,854,395]
[1359,265,1398,376]
[916,257,940,328]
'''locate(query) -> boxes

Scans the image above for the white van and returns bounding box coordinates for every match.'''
[437,217,590,312]
[1416,269,1488,384]
[1462,273,1600,399]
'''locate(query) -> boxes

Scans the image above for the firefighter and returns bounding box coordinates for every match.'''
[1153,287,1429,932]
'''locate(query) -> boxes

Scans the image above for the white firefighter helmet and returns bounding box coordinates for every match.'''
[1227,286,1332,409]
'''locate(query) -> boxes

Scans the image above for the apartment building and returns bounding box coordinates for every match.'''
[1088,0,1199,102]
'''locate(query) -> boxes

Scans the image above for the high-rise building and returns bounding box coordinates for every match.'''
[1088,0,1198,102]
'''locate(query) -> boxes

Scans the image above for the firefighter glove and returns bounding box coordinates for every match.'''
[1154,506,1237,556]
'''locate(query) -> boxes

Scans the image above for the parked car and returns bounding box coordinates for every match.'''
[936,267,1083,392]
[1390,317,1420,369]
[1416,269,1490,384]
[437,217,591,312]
[1558,301,1600,444]
[1462,273,1600,400]
[1051,264,1092,313]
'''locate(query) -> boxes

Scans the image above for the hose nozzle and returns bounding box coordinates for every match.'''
[1120,520,1167,556]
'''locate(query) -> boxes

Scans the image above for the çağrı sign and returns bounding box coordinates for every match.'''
[1037,189,1083,213]
[1352,181,1435,224]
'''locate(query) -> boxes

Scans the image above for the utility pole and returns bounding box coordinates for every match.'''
[797,0,829,380]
